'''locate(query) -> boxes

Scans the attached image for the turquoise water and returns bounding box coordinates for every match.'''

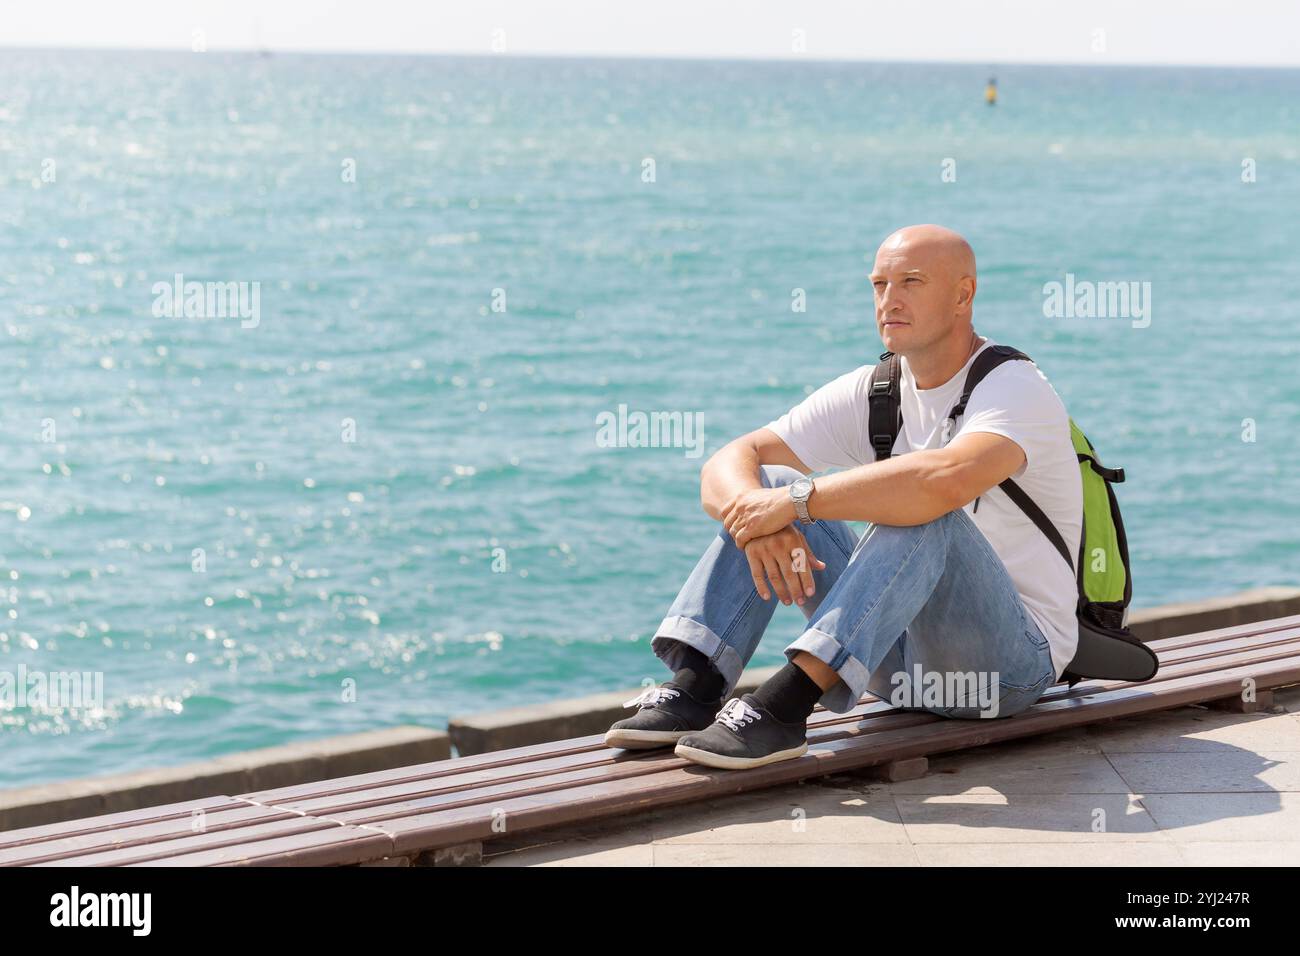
[1,51,1297,787]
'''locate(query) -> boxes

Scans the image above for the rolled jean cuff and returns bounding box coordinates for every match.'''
[783,627,872,714]
[651,615,745,698]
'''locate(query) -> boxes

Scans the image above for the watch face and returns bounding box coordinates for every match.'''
[791,477,813,499]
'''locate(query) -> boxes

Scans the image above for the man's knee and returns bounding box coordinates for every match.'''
[758,464,805,489]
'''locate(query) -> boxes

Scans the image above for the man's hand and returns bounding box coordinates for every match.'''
[743,527,827,606]
[721,487,797,550]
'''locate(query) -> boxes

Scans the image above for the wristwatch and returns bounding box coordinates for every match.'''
[789,477,816,524]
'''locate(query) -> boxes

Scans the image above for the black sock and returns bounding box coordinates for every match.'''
[751,661,824,724]
[670,644,725,702]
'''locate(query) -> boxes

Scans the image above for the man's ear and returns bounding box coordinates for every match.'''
[956,275,976,309]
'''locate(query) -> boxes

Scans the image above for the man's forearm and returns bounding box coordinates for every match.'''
[700,440,765,521]
[807,450,967,526]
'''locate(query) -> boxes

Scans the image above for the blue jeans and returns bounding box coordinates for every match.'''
[652,465,1055,719]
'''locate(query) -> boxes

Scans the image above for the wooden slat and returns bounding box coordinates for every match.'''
[236,735,612,804]
[0,803,292,867]
[0,795,248,851]
[34,816,358,867]
[1138,627,1300,667]
[1143,614,1300,652]
[129,825,395,868]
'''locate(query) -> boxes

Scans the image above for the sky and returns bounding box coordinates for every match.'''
[2,0,1298,66]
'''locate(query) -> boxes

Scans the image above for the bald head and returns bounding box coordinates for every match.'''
[877,224,976,283]
[870,224,979,365]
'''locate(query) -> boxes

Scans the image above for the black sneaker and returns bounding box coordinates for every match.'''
[674,694,809,770]
[604,682,723,750]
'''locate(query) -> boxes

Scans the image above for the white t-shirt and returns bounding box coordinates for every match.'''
[764,338,1082,681]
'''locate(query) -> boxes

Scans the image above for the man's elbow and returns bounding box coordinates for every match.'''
[699,450,724,516]
[699,449,719,490]
[926,466,979,519]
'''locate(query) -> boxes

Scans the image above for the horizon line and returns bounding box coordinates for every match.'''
[2,43,1298,71]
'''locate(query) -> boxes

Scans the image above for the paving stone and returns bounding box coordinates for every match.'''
[1109,750,1300,793]
[893,792,1170,843]
[1140,792,1300,842]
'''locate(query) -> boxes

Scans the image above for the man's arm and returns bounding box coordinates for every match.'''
[700,427,811,521]
[720,431,1026,549]
[805,431,1024,525]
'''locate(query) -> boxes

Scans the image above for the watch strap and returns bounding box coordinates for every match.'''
[791,482,816,524]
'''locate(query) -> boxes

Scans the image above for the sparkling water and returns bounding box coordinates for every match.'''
[1,50,1297,786]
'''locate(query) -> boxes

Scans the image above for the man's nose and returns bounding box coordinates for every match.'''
[877,282,902,315]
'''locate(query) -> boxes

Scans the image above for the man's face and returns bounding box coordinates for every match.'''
[869,245,962,355]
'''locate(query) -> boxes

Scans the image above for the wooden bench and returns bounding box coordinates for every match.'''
[4,614,1298,867]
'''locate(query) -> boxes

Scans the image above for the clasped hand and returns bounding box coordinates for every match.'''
[721,489,826,606]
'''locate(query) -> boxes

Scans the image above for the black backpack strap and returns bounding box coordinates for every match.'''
[867,351,901,461]
[947,344,1075,575]
[1075,432,1125,482]
[945,344,1032,427]
[1079,454,1125,483]
[998,477,1074,572]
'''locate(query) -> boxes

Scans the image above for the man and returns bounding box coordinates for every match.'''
[606,224,1082,770]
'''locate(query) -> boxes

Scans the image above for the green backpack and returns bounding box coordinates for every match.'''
[867,345,1157,688]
